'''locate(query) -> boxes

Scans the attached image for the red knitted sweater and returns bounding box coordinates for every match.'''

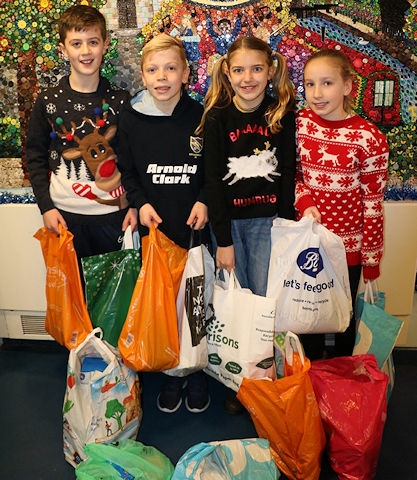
[295,108,389,280]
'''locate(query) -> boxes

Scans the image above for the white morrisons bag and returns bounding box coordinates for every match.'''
[204,270,276,392]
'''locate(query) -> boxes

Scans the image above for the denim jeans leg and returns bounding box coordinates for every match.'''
[231,217,274,296]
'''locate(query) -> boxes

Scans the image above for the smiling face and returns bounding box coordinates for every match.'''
[141,48,190,114]
[225,48,274,111]
[303,57,352,121]
[60,26,108,88]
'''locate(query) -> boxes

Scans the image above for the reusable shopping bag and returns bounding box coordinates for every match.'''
[63,328,141,467]
[309,354,389,480]
[237,332,326,480]
[75,439,174,480]
[34,225,93,349]
[171,438,280,480]
[204,270,276,392]
[118,223,187,371]
[164,231,215,377]
[353,280,402,399]
[266,215,352,334]
[81,226,141,347]
[353,280,402,398]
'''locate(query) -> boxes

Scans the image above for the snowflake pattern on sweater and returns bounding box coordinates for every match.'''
[295,108,389,280]
[26,77,130,216]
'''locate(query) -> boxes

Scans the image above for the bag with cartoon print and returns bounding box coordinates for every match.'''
[266,215,352,334]
[63,328,141,468]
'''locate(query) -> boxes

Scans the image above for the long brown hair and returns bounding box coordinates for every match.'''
[304,49,355,113]
[196,36,295,135]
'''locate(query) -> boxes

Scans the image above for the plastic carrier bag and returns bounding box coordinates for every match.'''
[75,439,174,480]
[171,438,280,480]
[63,328,141,467]
[266,216,351,334]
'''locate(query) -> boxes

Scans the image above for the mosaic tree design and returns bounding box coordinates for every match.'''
[0,0,107,168]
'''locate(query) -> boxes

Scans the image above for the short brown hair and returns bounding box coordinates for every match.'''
[58,5,107,44]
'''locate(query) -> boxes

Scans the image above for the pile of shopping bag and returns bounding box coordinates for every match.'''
[34,216,403,479]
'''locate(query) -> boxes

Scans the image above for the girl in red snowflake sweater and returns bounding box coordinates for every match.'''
[295,49,389,358]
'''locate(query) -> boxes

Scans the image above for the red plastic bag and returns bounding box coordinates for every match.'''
[237,332,326,480]
[309,354,389,480]
[34,226,93,349]
[119,224,187,371]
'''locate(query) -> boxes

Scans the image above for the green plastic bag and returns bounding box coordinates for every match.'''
[82,227,141,347]
[75,439,174,480]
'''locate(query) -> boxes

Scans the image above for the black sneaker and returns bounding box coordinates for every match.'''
[224,389,245,415]
[185,371,210,413]
[157,376,187,413]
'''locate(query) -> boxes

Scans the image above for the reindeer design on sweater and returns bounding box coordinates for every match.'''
[51,102,128,209]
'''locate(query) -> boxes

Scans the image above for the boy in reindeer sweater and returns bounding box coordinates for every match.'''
[26,5,137,260]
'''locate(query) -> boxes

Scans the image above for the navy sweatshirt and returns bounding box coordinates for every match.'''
[117,90,206,249]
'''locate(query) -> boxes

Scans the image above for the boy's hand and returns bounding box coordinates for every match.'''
[122,207,138,231]
[186,201,208,230]
[43,209,67,234]
[139,203,162,228]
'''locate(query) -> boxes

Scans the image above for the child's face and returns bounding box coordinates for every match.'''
[141,48,189,114]
[303,57,352,121]
[225,48,273,111]
[60,26,108,82]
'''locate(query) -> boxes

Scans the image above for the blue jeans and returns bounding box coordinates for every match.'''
[212,216,275,296]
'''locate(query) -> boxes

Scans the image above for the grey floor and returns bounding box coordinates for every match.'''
[1,338,417,479]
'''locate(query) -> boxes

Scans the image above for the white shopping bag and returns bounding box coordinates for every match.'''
[204,270,276,392]
[266,215,352,334]
[63,328,141,467]
[164,243,215,377]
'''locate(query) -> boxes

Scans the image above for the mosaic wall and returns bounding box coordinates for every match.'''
[0,0,416,201]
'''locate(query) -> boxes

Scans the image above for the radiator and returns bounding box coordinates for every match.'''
[0,310,52,340]
[0,201,50,340]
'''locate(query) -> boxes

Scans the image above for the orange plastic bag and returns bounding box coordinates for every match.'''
[237,332,326,480]
[34,226,93,349]
[119,224,187,371]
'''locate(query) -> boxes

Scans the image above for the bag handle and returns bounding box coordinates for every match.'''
[364,280,378,304]
[122,225,140,251]
[285,331,305,366]
[215,269,242,290]
[188,227,202,250]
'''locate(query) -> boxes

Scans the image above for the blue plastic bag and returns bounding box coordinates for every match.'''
[172,438,280,480]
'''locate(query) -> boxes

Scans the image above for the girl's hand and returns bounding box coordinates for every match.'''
[139,203,162,228]
[43,209,67,234]
[186,201,208,230]
[303,206,321,223]
[216,245,235,272]
[122,207,138,231]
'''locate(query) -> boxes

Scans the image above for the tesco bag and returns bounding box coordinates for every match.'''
[266,216,351,334]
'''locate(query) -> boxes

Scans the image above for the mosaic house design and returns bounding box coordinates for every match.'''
[0,0,416,201]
